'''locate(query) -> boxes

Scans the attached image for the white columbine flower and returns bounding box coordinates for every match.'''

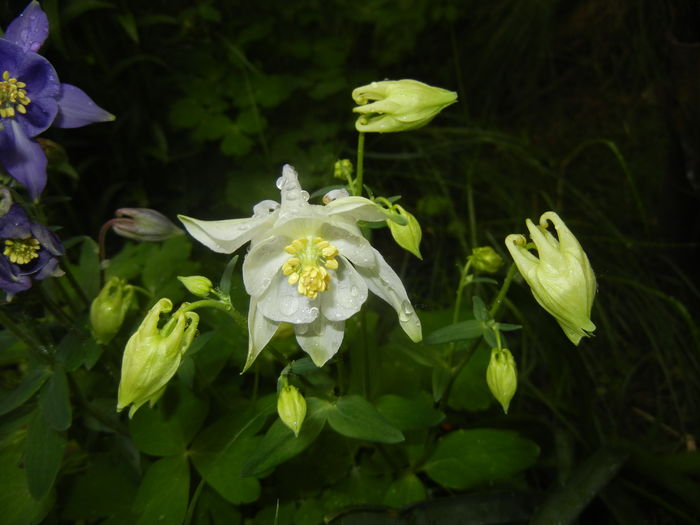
[179,165,422,368]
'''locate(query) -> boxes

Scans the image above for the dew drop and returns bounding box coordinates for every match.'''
[398,300,413,322]
[309,306,319,318]
[280,296,297,316]
[350,286,359,297]
[276,176,284,189]
[261,277,271,289]
[300,190,310,202]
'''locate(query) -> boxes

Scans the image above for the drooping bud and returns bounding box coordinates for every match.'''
[468,246,503,274]
[117,298,199,418]
[352,79,457,133]
[277,384,307,437]
[112,208,184,242]
[177,275,213,298]
[387,204,422,259]
[90,277,135,344]
[505,211,596,345]
[486,348,517,414]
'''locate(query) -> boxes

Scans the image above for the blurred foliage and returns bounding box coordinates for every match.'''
[1,0,700,524]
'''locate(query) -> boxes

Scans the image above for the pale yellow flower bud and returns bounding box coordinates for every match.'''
[486,348,517,414]
[117,298,199,418]
[468,246,503,274]
[277,385,307,437]
[90,277,135,344]
[387,204,423,259]
[352,79,457,133]
[505,211,596,345]
[178,275,213,298]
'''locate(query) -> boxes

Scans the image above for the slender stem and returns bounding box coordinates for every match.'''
[452,259,473,325]
[179,299,232,314]
[466,169,477,251]
[59,258,90,306]
[98,218,131,262]
[488,263,518,318]
[354,132,365,196]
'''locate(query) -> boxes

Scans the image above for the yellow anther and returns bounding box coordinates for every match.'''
[280,236,339,298]
[4,237,40,265]
[0,70,31,120]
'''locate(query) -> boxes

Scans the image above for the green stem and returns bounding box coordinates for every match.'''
[488,263,517,318]
[354,132,365,196]
[452,259,473,325]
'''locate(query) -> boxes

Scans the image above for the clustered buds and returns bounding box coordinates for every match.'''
[352,79,457,133]
[277,384,307,437]
[486,347,517,414]
[90,277,135,344]
[117,298,199,418]
[505,211,596,345]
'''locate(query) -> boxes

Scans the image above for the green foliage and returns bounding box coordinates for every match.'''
[0,0,698,523]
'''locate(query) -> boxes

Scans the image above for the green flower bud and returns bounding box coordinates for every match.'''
[387,204,423,259]
[352,79,457,133]
[277,385,307,437]
[90,277,135,344]
[486,348,517,414]
[505,211,596,345]
[117,298,199,418]
[468,246,503,274]
[333,159,353,180]
[112,208,184,242]
[178,275,213,298]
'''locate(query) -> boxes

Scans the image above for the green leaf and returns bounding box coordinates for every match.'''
[375,393,444,431]
[472,296,489,321]
[423,429,539,490]
[448,345,493,412]
[531,447,628,525]
[327,395,404,443]
[129,385,208,456]
[189,401,271,505]
[39,364,72,431]
[76,236,101,299]
[0,366,51,416]
[383,473,427,508]
[25,410,66,500]
[424,319,484,344]
[431,363,451,403]
[133,455,190,525]
[0,428,53,525]
[242,397,329,477]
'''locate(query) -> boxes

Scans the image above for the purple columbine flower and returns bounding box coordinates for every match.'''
[0,1,114,201]
[0,203,64,299]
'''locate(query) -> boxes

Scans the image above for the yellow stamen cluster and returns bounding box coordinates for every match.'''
[0,71,31,119]
[4,237,40,264]
[281,236,339,299]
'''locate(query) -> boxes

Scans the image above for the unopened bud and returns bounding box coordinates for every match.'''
[117,298,199,418]
[469,246,503,274]
[90,277,135,344]
[277,385,307,437]
[486,348,517,414]
[178,275,213,298]
[112,208,184,242]
[387,204,422,259]
[352,79,457,133]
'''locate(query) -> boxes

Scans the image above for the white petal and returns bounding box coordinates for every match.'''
[257,272,321,324]
[322,220,377,268]
[278,164,311,217]
[325,196,387,223]
[320,257,368,322]
[295,317,345,367]
[178,213,275,254]
[243,235,291,297]
[355,248,422,343]
[243,298,279,372]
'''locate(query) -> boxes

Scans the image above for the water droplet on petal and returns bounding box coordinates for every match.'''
[261,277,271,289]
[300,190,310,202]
[350,286,359,297]
[309,306,319,318]
[398,300,413,322]
[276,176,284,189]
